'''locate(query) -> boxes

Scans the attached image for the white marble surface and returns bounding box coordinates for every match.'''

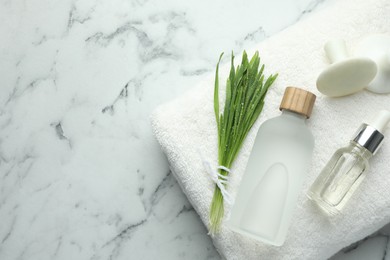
[0,0,389,259]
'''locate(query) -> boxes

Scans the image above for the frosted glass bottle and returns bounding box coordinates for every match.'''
[227,87,316,246]
[308,110,390,215]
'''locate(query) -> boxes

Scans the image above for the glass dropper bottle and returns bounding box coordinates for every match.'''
[308,110,390,215]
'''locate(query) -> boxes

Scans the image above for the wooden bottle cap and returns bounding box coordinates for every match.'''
[279,87,316,118]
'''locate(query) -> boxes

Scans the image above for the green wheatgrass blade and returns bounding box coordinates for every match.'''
[214,53,224,132]
[208,51,278,235]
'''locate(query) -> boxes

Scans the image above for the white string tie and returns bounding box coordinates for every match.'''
[199,151,233,205]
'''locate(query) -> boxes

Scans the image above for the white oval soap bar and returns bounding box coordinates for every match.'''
[355,34,390,94]
[316,39,377,97]
[316,58,377,97]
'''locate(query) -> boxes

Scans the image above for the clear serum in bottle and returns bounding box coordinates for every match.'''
[228,87,316,246]
[308,110,390,215]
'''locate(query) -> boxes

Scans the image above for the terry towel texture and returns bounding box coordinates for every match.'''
[151,0,390,259]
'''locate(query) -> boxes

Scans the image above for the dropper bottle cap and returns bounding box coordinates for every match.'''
[352,110,390,154]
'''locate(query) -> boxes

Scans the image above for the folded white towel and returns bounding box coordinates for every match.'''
[151,0,390,258]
